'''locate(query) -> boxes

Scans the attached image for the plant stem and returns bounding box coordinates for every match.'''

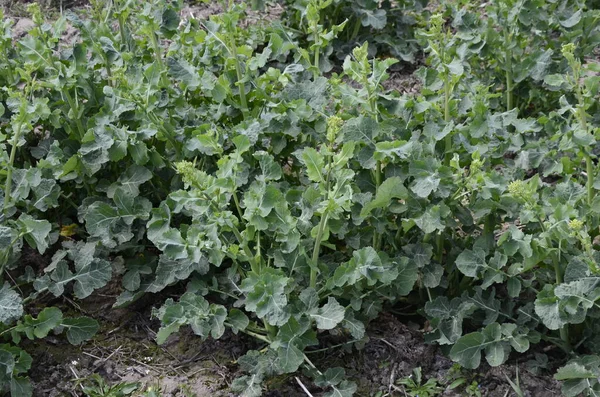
[506,70,513,112]
[118,14,129,51]
[3,120,23,216]
[263,320,277,339]
[149,112,180,156]
[372,160,382,250]
[63,89,85,139]
[231,325,271,343]
[230,39,249,118]
[233,191,244,222]
[443,75,452,166]
[200,192,257,271]
[539,217,571,351]
[312,5,320,80]
[585,152,594,206]
[225,3,248,118]
[1,53,14,84]
[229,225,258,271]
[505,31,513,113]
[575,82,593,205]
[150,32,163,69]
[310,210,329,289]
[436,73,454,260]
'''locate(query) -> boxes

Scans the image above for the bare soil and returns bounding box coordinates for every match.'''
[24,284,562,396]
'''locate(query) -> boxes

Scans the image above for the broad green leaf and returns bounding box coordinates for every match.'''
[325,381,358,397]
[333,247,391,287]
[167,57,200,89]
[413,205,447,234]
[47,259,112,299]
[359,9,386,29]
[314,367,346,387]
[555,363,597,380]
[455,248,487,278]
[395,258,418,295]
[240,269,290,326]
[10,376,32,397]
[62,317,99,345]
[449,332,485,369]
[409,160,441,198]
[299,147,324,183]
[230,374,263,397]
[0,283,23,325]
[228,309,249,334]
[108,165,153,198]
[446,58,464,76]
[17,214,51,254]
[310,298,345,330]
[529,49,553,81]
[560,10,582,28]
[341,116,377,146]
[0,348,15,375]
[535,285,564,330]
[342,311,365,339]
[272,317,317,373]
[156,293,227,344]
[22,307,63,339]
[360,177,408,217]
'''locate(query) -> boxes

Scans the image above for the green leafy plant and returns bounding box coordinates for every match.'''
[555,355,600,397]
[2,0,600,396]
[397,367,443,397]
[77,374,139,397]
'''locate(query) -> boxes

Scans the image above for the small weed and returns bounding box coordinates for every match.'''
[397,367,443,397]
[77,374,139,397]
[504,364,524,397]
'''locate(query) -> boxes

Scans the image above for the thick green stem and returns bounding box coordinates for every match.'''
[437,74,453,257]
[63,90,85,139]
[3,122,23,216]
[149,112,180,156]
[230,37,249,118]
[443,76,452,165]
[118,15,129,51]
[1,54,14,84]
[229,324,271,343]
[310,210,329,288]
[539,217,571,351]
[373,161,382,250]
[554,256,571,350]
[576,85,593,205]
[230,226,259,272]
[200,192,257,271]
[506,72,513,112]
[225,0,248,118]
[505,31,513,113]
[312,15,320,80]
[586,152,594,206]
[233,192,244,222]
[350,17,361,40]
[105,57,113,86]
[263,320,277,339]
[149,32,163,69]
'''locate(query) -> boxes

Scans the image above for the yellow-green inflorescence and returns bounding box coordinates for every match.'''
[326,115,344,143]
[175,160,203,188]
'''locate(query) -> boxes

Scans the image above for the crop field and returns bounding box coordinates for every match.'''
[1,0,600,396]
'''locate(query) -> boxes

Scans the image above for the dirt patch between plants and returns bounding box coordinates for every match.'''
[24,290,562,396]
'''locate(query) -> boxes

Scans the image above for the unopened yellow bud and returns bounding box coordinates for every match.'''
[569,219,584,232]
[326,116,344,142]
